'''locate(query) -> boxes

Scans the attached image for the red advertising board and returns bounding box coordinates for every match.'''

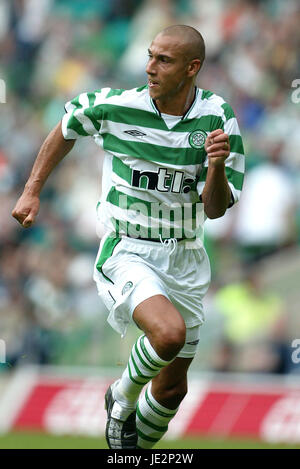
[12,378,110,436]
[1,371,300,443]
[185,387,300,443]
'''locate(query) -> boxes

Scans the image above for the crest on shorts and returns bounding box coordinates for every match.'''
[188,130,207,149]
[122,281,133,295]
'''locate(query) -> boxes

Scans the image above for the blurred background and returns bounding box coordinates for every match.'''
[1,0,300,448]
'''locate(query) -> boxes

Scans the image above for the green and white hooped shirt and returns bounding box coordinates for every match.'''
[62,85,245,241]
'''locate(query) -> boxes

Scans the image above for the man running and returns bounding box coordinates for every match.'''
[12,25,245,449]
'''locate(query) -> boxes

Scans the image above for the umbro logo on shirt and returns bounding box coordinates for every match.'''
[124,130,147,137]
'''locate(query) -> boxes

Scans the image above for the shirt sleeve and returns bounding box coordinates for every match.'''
[197,102,245,207]
[61,88,111,140]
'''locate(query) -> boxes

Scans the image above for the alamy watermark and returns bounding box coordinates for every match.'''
[291,79,300,104]
[0,339,6,364]
[97,196,205,247]
[0,79,6,103]
[291,339,300,364]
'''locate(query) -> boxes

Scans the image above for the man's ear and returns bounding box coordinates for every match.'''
[187,59,201,77]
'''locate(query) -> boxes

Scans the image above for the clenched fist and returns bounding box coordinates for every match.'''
[12,192,40,228]
[205,129,230,166]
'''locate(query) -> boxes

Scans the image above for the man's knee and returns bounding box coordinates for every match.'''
[152,377,188,407]
[133,295,186,361]
[147,318,186,361]
[155,323,186,357]
[166,380,188,402]
[151,357,193,409]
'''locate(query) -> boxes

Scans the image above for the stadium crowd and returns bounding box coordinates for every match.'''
[1,0,300,373]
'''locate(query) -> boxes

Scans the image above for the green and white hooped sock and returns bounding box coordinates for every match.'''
[113,334,172,412]
[136,384,179,449]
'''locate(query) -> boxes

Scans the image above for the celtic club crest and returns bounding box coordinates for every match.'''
[188,130,207,149]
[122,281,133,295]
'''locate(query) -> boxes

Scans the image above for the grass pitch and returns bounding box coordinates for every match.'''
[0,431,299,449]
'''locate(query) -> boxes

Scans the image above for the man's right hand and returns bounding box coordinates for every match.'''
[12,192,40,228]
[11,121,75,229]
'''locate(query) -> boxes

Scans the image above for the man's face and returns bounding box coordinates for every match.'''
[146,34,191,101]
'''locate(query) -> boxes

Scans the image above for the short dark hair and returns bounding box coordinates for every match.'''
[160,24,205,68]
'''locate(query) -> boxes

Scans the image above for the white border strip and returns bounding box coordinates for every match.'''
[0,366,38,433]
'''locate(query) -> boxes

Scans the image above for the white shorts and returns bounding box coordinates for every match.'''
[93,234,211,358]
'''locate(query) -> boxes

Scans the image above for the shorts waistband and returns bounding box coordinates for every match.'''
[126,235,186,243]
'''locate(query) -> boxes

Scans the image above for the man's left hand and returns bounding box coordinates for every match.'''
[205,129,230,166]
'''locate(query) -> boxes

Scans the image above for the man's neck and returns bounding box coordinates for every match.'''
[154,84,196,116]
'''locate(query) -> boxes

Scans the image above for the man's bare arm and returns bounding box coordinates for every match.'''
[12,121,75,228]
[201,129,231,219]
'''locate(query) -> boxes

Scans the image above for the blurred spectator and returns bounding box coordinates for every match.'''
[232,144,297,264]
[211,265,289,374]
